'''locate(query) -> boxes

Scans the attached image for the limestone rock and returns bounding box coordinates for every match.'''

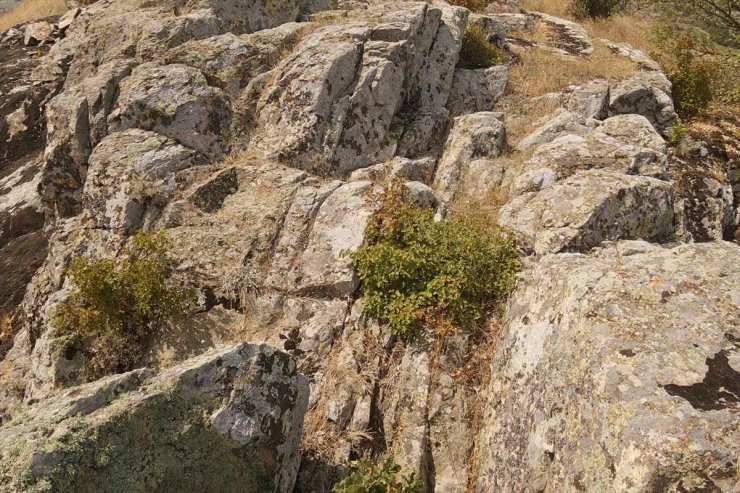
[83,129,205,234]
[434,111,506,204]
[603,39,661,71]
[517,108,599,151]
[500,170,676,254]
[0,343,309,493]
[108,62,231,159]
[531,12,594,57]
[475,241,740,493]
[296,181,375,297]
[609,73,677,135]
[23,21,55,46]
[447,65,508,116]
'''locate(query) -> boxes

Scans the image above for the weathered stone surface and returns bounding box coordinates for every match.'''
[603,39,661,71]
[0,343,309,493]
[108,62,231,159]
[40,59,133,217]
[500,170,676,254]
[531,12,594,57]
[296,181,375,297]
[517,108,599,151]
[163,25,304,99]
[434,111,506,204]
[475,241,740,493]
[83,129,205,234]
[513,114,668,194]
[447,65,508,116]
[254,3,467,176]
[23,21,55,46]
[564,78,610,119]
[609,73,677,135]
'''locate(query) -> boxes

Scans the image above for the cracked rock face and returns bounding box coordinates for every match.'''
[0,343,309,493]
[0,0,739,491]
[475,241,740,493]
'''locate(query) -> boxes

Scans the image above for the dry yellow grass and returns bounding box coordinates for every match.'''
[508,41,639,98]
[0,0,67,32]
[585,14,651,50]
[520,0,573,18]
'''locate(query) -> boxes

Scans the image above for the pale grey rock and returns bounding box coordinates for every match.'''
[57,7,81,32]
[475,241,740,493]
[609,73,678,134]
[531,12,593,56]
[83,129,205,234]
[108,62,231,159]
[40,60,134,217]
[254,3,467,176]
[434,112,506,204]
[500,170,676,254]
[517,108,599,151]
[296,181,375,297]
[0,343,309,493]
[404,180,439,209]
[348,156,436,184]
[603,39,661,71]
[564,78,610,119]
[514,114,668,191]
[447,65,508,116]
[23,21,54,46]
[163,26,303,99]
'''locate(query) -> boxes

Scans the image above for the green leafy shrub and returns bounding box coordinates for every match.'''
[54,231,193,379]
[458,26,509,69]
[350,182,520,337]
[652,27,716,119]
[448,0,487,12]
[333,457,422,493]
[569,0,625,19]
[667,120,689,145]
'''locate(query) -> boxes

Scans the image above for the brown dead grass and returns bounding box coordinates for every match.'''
[509,41,639,98]
[0,312,12,345]
[519,0,573,18]
[585,14,651,50]
[0,0,67,32]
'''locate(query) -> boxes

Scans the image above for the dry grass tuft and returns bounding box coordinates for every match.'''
[0,0,67,32]
[584,13,650,50]
[508,41,639,98]
[520,0,573,18]
[0,312,12,344]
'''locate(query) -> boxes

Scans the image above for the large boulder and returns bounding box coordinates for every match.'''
[108,63,232,159]
[433,111,506,204]
[447,65,508,116]
[475,240,740,492]
[609,73,677,135]
[0,343,309,493]
[253,3,467,176]
[500,170,676,254]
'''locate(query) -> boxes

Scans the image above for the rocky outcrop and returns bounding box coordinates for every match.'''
[0,343,309,492]
[475,241,740,492]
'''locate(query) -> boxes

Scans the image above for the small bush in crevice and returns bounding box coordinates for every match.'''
[54,231,193,380]
[333,457,423,493]
[569,0,625,19]
[350,182,520,338]
[458,26,509,69]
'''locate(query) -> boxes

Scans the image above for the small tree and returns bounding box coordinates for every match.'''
[54,231,192,379]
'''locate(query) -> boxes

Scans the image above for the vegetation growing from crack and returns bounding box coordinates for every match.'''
[54,231,193,380]
[458,25,510,69]
[350,181,520,338]
[333,456,423,493]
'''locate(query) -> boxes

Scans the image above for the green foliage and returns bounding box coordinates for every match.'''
[458,26,509,69]
[668,120,689,145]
[652,26,717,118]
[333,457,423,493]
[350,182,520,337]
[54,231,192,379]
[569,0,625,18]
